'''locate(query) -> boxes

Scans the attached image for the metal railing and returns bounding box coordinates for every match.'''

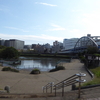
[42,72,86,98]
[42,82,54,93]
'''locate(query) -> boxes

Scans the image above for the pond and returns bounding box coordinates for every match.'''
[3,57,70,71]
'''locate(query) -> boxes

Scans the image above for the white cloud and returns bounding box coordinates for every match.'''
[41,34,63,41]
[69,29,80,33]
[81,11,100,35]
[51,24,60,28]
[47,23,66,31]
[5,26,18,30]
[72,9,82,12]
[0,33,63,44]
[5,26,30,32]
[35,2,57,7]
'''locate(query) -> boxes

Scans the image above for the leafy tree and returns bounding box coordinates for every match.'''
[1,47,19,59]
[0,45,6,49]
[0,46,6,58]
[87,46,98,54]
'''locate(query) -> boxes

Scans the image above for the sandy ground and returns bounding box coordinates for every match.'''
[0,59,92,94]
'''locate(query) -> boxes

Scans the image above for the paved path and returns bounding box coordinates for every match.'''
[0,86,100,100]
[0,59,92,94]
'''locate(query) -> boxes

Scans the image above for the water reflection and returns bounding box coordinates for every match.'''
[3,57,69,71]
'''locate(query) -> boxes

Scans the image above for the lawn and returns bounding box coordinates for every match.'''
[82,67,100,86]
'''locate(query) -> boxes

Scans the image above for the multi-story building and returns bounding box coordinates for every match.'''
[52,41,63,53]
[44,43,51,49]
[53,40,59,46]
[31,44,45,53]
[43,43,51,53]
[24,45,32,50]
[4,40,10,47]
[0,39,5,46]
[0,39,24,50]
[63,38,79,50]
[9,39,24,50]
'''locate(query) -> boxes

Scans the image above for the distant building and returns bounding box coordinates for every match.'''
[52,41,63,53]
[31,44,45,53]
[44,43,51,49]
[63,38,79,50]
[53,40,59,46]
[0,39,5,46]
[43,43,51,53]
[24,45,32,50]
[35,44,44,53]
[0,39,24,50]
[4,40,10,47]
[8,39,24,50]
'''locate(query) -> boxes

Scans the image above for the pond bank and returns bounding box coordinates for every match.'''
[2,56,71,71]
[20,53,71,58]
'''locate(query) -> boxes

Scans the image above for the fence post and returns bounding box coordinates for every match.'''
[62,82,64,96]
[51,82,52,93]
[46,87,47,93]
[55,85,56,96]
[43,88,44,93]
[78,76,81,98]
[42,86,44,93]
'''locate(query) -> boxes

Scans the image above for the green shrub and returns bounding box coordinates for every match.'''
[2,67,19,72]
[49,69,58,72]
[94,54,100,57]
[49,66,65,72]
[2,67,11,71]
[30,68,41,74]
[79,56,86,63]
[56,66,65,70]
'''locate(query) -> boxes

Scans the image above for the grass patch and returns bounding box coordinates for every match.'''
[0,88,3,90]
[90,67,100,78]
[82,77,100,86]
[82,67,100,86]
[2,67,19,72]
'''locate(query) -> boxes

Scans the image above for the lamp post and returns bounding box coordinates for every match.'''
[76,73,86,98]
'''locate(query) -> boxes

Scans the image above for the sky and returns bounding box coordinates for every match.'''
[0,0,100,45]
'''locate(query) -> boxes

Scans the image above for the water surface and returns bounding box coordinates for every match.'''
[3,56,69,71]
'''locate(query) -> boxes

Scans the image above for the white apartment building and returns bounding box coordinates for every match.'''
[9,39,24,50]
[63,38,79,50]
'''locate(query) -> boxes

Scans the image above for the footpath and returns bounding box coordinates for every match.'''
[0,86,100,100]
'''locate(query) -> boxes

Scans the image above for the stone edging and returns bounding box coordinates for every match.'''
[84,64,94,79]
[72,84,100,90]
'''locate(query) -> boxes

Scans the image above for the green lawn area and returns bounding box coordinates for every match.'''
[82,67,100,86]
